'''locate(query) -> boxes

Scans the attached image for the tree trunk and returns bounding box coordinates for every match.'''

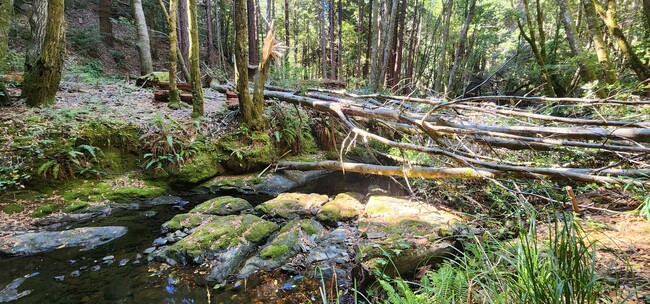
[320,0,327,78]
[434,0,453,94]
[188,0,204,118]
[404,0,419,92]
[167,0,181,109]
[24,0,47,77]
[643,0,650,32]
[178,0,190,76]
[582,0,616,84]
[98,0,113,46]
[557,0,604,98]
[446,0,476,95]
[235,0,263,129]
[337,0,342,80]
[389,0,406,89]
[328,0,335,79]
[0,0,12,105]
[517,0,557,97]
[23,0,66,107]
[355,0,363,79]
[284,0,289,50]
[363,0,372,78]
[131,0,153,75]
[596,0,650,81]
[247,0,259,68]
[206,0,216,68]
[376,0,398,90]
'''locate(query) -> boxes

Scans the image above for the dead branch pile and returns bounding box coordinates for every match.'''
[212,84,650,186]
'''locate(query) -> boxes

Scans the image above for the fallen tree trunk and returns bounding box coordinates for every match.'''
[153,90,192,104]
[210,84,649,185]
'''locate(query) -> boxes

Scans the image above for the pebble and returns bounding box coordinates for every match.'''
[143,247,156,254]
[231,280,243,290]
[135,253,142,260]
[90,265,101,272]
[69,260,77,265]
[102,255,115,261]
[153,237,168,246]
[103,259,114,266]
[70,270,81,277]
[54,275,65,282]
[79,266,88,270]
[140,210,157,218]
[132,259,141,265]
[118,259,129,267]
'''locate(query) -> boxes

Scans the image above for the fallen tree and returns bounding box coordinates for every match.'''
[211,83,650,186]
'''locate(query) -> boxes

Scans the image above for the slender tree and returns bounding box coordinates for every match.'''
[0,0,12,105]
[434,0,453,94]
[98,0,114,46]
[446,0,477,94]
[188,0,204,118]
[355,0,363,79]
[235,0,264,129]
[206,0,217,68]
[582,0,616,84]
[168,0,181,109]
[595,0,650,81]
[248,0,260,69]
[23,0,66,107]
[131,0,153,75]
[557,0,604,98]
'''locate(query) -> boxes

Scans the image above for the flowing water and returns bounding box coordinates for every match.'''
[0,172,403,303]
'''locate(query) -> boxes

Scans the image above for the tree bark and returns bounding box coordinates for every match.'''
[376,0,398,89]
[247,0,259,68]
[595,0,650,81]
[131,0,153,75]
[235,0,263,129]
[355,0,363,79]
[98,0,113,46]
[284,0,289,50]
[178,0,190,76]
[168,0,181,109]
[446,0,476,95]
[557,0,604,98]
[363,0,372,78]
[644,0,650,30]
[206,0,216,68]
[582,0,616,84]
[23,0,66,107]
[0,0,12,105]
[434,0,453,94]
[188,0,204,118]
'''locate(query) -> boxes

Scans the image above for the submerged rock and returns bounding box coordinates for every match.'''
[254,193,329,219]
[238,219,324,278]
[147,195,189,207]
[150,214,278,283]
[316,192,365,225]
[357,195,462,278]
[160,213,216,234]
[189,196,252,215]
[0,226,127,257]
[195,170,330,195]
[0,273,37,303]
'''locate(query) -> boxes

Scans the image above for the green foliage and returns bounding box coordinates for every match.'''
[371,214,610,304]
[266,102,317,154]
[63,58,106,84]
[639,196,650,222]
[0,50,25,73]
[67,26,104,57]
[140,114,203,174]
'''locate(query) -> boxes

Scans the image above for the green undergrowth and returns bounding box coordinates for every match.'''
[361,214,622,304]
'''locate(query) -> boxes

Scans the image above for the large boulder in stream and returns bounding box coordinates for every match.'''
[254,193,329,219]
[316,192,365,225]
[357,195,463,277]
[194,170,331,195]
[188,196,252,215]
[238,219,325,278]
[150,214,279,283]
[0,226,127,257]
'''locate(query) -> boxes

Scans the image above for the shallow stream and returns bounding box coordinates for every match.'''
[0,172,403,303]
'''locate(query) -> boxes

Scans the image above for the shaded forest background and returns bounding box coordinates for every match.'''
[2,0,649,98]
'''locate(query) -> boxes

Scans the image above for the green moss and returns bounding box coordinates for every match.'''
[162,213,214,232]
[260,244,289,259]
[242,214,279,242]
[164,150,226,185]
[218,131,276,173]
[61,177,168,203]
[62,200,89,212]
[2,203,25,214]
[31,203,59,218]
[190,196,252,215]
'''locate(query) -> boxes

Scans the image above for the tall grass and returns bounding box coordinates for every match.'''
[373,214,608,304]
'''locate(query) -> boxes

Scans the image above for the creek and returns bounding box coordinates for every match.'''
[0,172,403,303]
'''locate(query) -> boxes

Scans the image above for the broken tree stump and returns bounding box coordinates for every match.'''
[153,90,193,104]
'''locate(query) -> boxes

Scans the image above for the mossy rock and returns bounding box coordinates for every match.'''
[254,193,329,219]
[161,213,217,233]
[195,174,266,193]
[316,192,364,225]
[165,214,278,261]
[238,219,324,278]
[2,203,25,214]
[163,150,226,186]
[357,195,463,278]
[219,132,276,173]
[62,177,168,204]
[93,148,139,173]
[30,200,90,218]
[189,196,252,215]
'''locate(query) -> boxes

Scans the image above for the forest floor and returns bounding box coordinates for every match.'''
[2,80,650,302]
